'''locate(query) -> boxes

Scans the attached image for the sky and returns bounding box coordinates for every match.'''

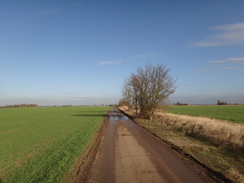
[1,0,244,106]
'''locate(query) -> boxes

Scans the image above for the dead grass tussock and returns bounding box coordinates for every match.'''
[225,169,244,183]
[160,113,244,151]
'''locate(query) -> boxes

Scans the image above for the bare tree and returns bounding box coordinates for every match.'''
[121,64,176,119]
[121,78,134,109]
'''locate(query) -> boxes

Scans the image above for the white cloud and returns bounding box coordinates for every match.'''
[131,52,162,59]
[191,22,244,47]
[208,57,244,64]
[192,56,244,73]
[97,52,161,66]
[97,60,122,66]
[207,60,226,64]
[222,67,243,70]
[229,57,244,61]
[213,22,244,31]
[192,66,244,73]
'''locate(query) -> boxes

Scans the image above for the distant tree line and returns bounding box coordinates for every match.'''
[2,104,38,108]
[174,102,188,106]
[217,100,228,105]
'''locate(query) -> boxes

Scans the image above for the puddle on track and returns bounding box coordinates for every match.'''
[108,109,129,121]
[109,115,129,120]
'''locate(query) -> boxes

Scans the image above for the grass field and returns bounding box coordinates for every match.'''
[0,106,112,183]
[169,105,244,124]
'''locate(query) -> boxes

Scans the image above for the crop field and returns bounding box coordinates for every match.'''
[169,105,244,124]
[0,106,112,183]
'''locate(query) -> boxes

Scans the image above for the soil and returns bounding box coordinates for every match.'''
[77,108,226,183]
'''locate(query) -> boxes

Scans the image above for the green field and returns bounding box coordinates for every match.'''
[0,106,112,183]
[169,105,244,124]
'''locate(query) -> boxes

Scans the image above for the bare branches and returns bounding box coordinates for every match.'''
[121,64,176,119]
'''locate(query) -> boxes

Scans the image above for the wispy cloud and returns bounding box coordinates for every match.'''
[97,52,161,66]
[222,67,243,70]
[129,52,162,59]
[97,60,122,66]
[192,56,244,73]
[208,57,244,64]
[190,22,244,47]
[192,67,244,73]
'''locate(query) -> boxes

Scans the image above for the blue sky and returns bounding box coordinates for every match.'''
[1,0,244,106]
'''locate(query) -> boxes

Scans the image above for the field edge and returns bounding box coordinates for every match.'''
[63,112,111,183]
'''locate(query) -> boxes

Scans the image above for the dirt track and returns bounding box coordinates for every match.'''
[79,109,225,183]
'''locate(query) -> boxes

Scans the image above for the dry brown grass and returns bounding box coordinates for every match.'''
[158,112,244,151]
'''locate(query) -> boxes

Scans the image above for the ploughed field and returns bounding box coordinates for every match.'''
[0,106,111,183]
[169,105,244,124]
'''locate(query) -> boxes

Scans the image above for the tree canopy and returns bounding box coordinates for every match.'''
[121,64,176,119]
